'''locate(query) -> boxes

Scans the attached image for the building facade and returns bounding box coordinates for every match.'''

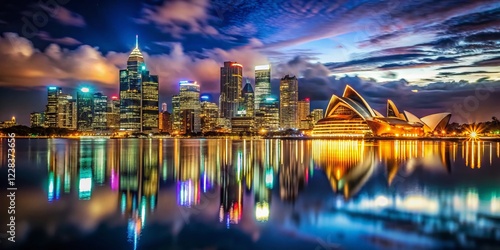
[77,87,93,132]
[45,87,62,128]
[279,75,299,129]
[254,65,271,110]
[201,101,219,133]
[92,92,108,132]
[179,81,201,134]
[106,96,120,131]
[141,71,159,132]
[30,112,45,127]
[312,85,451,137]
[220,61,243,118]
[297,98,311,129]
[240,79,254,117]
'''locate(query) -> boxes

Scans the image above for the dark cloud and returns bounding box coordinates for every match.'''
[438,71,497,77]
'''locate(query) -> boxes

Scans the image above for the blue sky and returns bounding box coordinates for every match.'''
[0,0,499,125]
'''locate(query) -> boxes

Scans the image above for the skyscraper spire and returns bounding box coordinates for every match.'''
[135,35,138,49]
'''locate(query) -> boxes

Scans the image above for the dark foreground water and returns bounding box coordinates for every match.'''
[1,138,500,250]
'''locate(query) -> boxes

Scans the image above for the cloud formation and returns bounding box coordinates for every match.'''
[39,5,86,27]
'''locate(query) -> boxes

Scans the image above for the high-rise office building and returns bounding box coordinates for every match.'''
[141,70,159,132]
[254,65,271,110]
[92,92,108,131]
[30,112,45,127]
[297,98,311,129]
[159,102,172,133]
[220,61,243,118]
[106,96,120,131]
[179,81,201,134]
[57,93,77,130]
[240,78,254,117]
[77,87,93,132]
[120,36,159,132]
[172,94,181,133]
[255,97,280,131]
[279,75,299,129]
[200,101,219,133]
[45,86,62,128]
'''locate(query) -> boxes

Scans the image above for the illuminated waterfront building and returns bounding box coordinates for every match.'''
[76,87,93,132]
[201,101,219,132]
[255,97,280,131]
[30,112,45,127]
[172,94,181,132]
[159,103,172,133]
[92,92,108,132]
[45,86,62,128]
[279,75,299,129]
[220,61,243,118]
[312,85,451,137]
[240,78,255,117]
[57,94,77,130]
[141,69,159,132]
[106,96,120,131]
[179,81,201,134]
[311,109,324,124]
[0,116,17,129]
[231,116,255,133]
[298,98,311,129]
[120,36,159,132]
[254,64,271,110]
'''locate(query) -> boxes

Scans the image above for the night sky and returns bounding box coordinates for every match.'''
[0,0,499,125]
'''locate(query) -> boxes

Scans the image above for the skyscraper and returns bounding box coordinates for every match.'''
[30,112,45,127]
[92,92,108,131]
[77,87,93,132]
[241,78,254,117]
[220,61,243,118]
[311,109,324,124]
[279,75,299,129]
[45,86,62,128]
[106,96,120,131]
[172,95,181,133]
[179,81,201,134]
[297,98,310,129]
[254,65,271,110]
[141,69,159,132]
[57,93,77,130]
[200,101,219,133]
[120,36,159,133]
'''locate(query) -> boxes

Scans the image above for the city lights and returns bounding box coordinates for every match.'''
[80,87,89,93]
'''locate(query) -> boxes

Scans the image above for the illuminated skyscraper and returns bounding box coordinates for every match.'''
[106,96,120,131]
[201,101,219,132]
[92,92,108,131]
[172,94,181,132]
[254,64,271,110]
[179,81,201,134]
[77,87,93,132]
[280,75,299,129]
[240,78,254,117]
[255,97,280,131]
[45,86,62,128]
[30,112,45,127]
[57,93,77,130]
[297,98,310,129]
[141,69,159,132]
[120,36,159,132]
[220,61,243,118]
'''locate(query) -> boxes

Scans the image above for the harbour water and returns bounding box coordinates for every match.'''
[1,138,500,250]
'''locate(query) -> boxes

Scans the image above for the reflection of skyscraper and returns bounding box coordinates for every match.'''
[78,142,93,200]
[77,88,93,132]
[219,165,243,227]
[280,75,299,129]
[220,61,243,118]
[254,65,271,110]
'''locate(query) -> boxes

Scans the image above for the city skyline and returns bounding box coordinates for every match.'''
[0,0,499,125]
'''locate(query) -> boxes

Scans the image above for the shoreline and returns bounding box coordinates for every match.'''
[2,135,500,141]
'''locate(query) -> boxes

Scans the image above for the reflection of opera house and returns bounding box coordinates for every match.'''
[312,85,451,137]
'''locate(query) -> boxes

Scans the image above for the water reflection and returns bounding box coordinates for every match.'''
[10,138,500,249]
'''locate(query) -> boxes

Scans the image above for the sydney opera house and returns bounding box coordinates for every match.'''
[312,85,451,137]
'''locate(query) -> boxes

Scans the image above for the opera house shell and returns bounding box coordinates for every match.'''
[312,85,451,137]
